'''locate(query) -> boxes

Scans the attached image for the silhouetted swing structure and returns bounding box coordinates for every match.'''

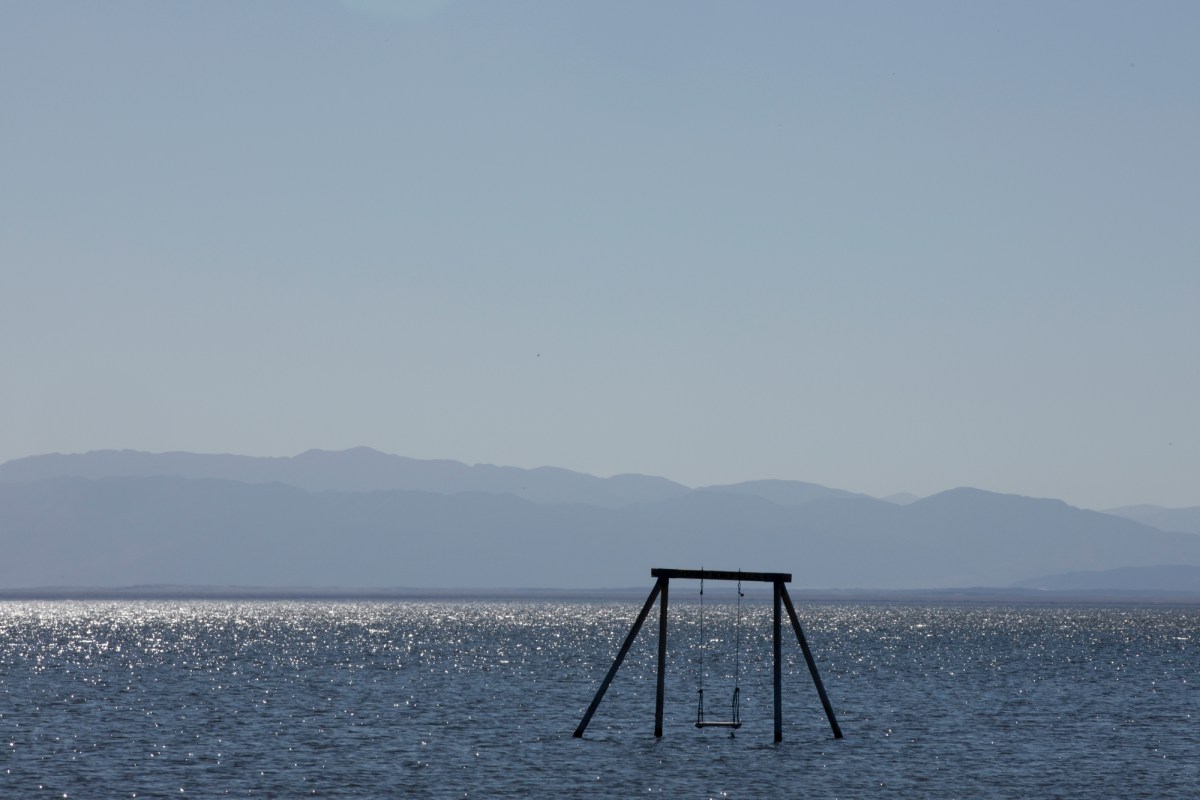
[574,568,843,742]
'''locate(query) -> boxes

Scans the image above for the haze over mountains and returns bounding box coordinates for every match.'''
[2,448,1198,594]
[1104,504,1200,536]
[0,448,691,507]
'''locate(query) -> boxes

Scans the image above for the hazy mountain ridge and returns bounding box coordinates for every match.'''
[0,448,691,508]
[1104,504,1200,535]
[694,479,868,506]
[0,448,862,509]
[3,469,1199,591]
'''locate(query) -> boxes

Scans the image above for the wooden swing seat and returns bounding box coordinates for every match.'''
[695,720,742,729]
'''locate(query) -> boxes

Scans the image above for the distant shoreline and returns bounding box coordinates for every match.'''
[2,585,1199,606]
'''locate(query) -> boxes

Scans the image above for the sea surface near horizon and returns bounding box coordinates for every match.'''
[1,597,1196,797]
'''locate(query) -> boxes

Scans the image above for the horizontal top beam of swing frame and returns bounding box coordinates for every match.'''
[650,568,791,583]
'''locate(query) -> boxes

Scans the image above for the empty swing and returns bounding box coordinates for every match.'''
[695,574,743,731]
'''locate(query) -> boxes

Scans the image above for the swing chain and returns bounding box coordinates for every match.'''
[733,574,743,725]
[734,575,742,694]
[697,575,705,722]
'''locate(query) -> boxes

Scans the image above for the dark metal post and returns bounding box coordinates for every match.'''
[773,579,783,742]
[654,577,669,737]
[573,578,664,738]
[780,584,843,739]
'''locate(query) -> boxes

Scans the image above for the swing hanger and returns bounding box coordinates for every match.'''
[696,572,743,730]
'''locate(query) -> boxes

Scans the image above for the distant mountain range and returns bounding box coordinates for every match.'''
[0,447,692,507]
[1104,504,1200,535]
[1,448,1198,594]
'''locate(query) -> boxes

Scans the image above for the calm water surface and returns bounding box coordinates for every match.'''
[1,598,1196,797]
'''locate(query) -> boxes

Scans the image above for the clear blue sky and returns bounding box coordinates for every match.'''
[3,1,1197,510]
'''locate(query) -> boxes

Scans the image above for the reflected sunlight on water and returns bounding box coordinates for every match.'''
[1,600,1196,797]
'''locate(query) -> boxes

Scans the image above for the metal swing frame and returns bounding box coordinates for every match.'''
[573,568,843,742]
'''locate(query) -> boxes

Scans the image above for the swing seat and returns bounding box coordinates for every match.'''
[696,687,741,729]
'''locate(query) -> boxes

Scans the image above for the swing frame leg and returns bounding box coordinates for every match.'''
[655,577,669,737]
[781,584,843,739]
[573,578,665,738]
[773,579,783,742]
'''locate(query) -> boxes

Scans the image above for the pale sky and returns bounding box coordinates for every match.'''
[3,1,1197,510]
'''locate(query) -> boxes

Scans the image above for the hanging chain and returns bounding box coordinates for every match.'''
[732,574,744,725]
[696,575,706,724]
[734,575,743,691]
[698,574,705,693]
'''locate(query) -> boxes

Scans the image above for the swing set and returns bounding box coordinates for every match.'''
[573,568,843,742]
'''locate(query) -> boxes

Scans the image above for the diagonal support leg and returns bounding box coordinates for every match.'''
[574,578,665,738]
[781,584,843,738]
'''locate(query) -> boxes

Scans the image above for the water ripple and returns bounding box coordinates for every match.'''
[1,600,1196,797]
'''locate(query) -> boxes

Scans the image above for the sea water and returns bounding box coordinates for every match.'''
[1,598,1196,798]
